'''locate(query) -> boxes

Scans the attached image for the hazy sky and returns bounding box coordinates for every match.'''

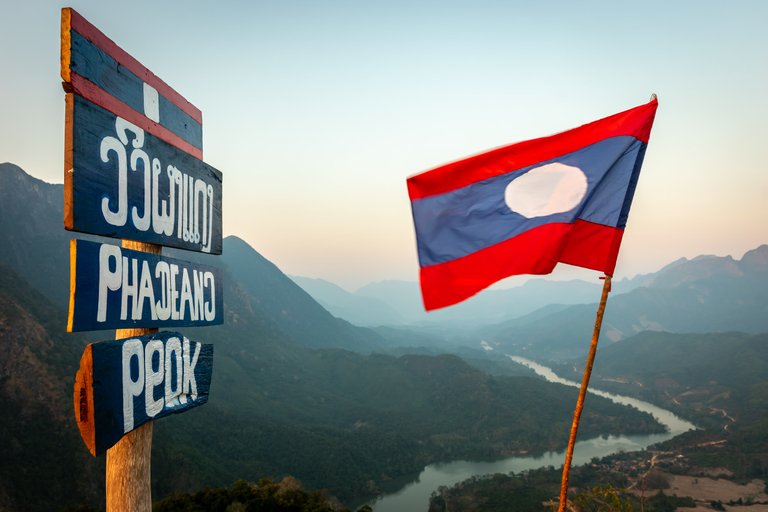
[1,1,766,290]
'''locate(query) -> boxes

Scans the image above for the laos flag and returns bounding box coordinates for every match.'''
[408,98,658,311]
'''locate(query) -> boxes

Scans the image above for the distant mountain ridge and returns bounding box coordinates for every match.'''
[291,265,700,330]
[289,276,404,326]
[482,245,768,361]
[293,276,619,327]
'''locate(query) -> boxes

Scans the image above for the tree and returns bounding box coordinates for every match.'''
[572,485,634,512]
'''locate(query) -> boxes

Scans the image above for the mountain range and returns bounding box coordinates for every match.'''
[476,246,768,362]
[290,218,768,366]
[291,275,626,328]
[0,162,663,511]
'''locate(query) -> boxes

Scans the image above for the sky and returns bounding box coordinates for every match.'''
[1,1,767,291]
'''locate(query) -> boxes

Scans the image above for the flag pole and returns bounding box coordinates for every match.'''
[557,274,612,512]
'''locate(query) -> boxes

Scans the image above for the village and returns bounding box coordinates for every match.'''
[593,441,768,511]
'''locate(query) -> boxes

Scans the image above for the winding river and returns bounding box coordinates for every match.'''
[369,355,695,512]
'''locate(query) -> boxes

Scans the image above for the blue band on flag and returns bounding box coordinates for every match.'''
[411,136,645,267]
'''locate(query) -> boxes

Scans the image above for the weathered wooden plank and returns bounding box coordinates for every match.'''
[61,7,203,158]
[74,331,213,456]
[65,94,222,254]
[68,239,223,332]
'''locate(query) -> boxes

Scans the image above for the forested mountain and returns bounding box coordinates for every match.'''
[0,163,71,306]
[0,264,103,509]
[0,163,663,510]
[578,331,768,429]
[222,237,385,351]
[481,246,768,362]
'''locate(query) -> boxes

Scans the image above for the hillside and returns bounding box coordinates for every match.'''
[481,247,768,362]
[576,331,768,430]
[0,163,665,509]
[0,264,102,510]
[0,255,663,509]
[427,331,768,511]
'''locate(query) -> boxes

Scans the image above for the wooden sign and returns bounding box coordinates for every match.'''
[61,7,203,158]
[74,331,213,456]
[62,12,222,503]
[68,239,223,332]
[64,93,222,254]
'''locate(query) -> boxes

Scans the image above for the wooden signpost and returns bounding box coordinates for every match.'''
[61,7,222,510]
[74,331,213,456]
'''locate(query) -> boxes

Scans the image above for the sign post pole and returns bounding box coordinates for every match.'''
[106,240,159,511]
[106,419,153,510]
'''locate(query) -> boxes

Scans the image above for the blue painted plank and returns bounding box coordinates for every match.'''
[62,8,203,157]
[68,30,203,152]
[66,94,222,254]
[74,331,213,456]
[68,239,223,332]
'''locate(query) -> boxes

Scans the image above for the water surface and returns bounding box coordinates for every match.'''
[369,355,694,511]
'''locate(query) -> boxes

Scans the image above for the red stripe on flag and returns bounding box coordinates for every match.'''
[68,8,202,124]
[71,73,204,160]
[418,220,624,310]
[408,99,657,200]
[560,220,624,277]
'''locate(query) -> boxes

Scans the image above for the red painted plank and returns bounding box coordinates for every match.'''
[65,7,202,124]
[68,76,204,160]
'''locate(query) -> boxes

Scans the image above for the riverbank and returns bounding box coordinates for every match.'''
[369,357,694,511]
[426,352,768,511]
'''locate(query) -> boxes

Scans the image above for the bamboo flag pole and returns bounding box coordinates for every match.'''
[105,240,159,512]
[557,274,612,512]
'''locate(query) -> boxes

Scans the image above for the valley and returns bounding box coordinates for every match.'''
[1,162,767,511]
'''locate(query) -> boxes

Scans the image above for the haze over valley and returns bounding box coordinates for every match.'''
[2,162,767,511]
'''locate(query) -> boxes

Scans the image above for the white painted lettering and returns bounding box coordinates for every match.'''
[122,339,144,433]
[193,270,204,322]
[144,340,164,418]
[98,119,217,250]
[179,268,195,321]
[170,264,180,320]
[164,337,183,406]
[137,260,157,321]
[203,271,216,322]
[181,337,200,403]
[97,245,122,322]
[120,257,139,321]
[93,242,216,326]
[154,261,171,321]
[100,136,128,227]
[130,147,151,231]
[152,158,174,236]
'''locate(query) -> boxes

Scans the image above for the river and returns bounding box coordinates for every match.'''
[368,355,695,512]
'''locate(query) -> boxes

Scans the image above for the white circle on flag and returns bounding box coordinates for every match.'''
[504,162,588,218]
